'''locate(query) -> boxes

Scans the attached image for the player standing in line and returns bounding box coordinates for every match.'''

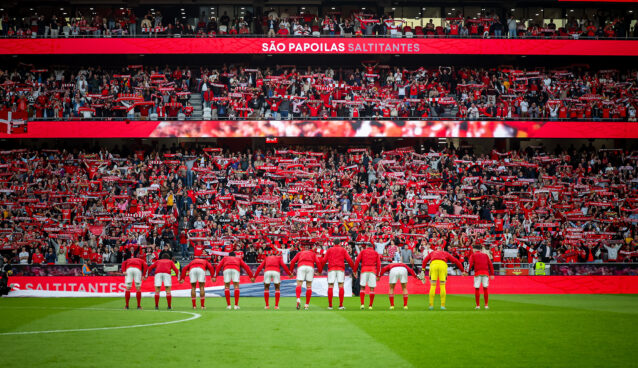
[146,253,179,310]
[421,246,466,310]
[252,253,291,310]
[180,257,216,309]
[353,243,381,310]
[289,245,323,310]
[378,261,418,310]
[212,251,253,310]
[122,255,148,309]
[322,241,355,310]
[468,245,495,309]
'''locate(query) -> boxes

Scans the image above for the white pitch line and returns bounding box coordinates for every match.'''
[0,307,201,336]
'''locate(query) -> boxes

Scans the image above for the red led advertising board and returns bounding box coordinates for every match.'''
[0,38,637,56]
[1,120,637,138]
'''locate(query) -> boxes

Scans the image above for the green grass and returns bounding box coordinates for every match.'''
[1,295,637,368]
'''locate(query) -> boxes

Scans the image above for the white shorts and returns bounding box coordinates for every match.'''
[223,269,240,283]
[474,275,489,288]
[125,267,142,286]
[296,265,314,282]
[327,270,345,284]
[389,267,408,284]
[264,271,281,284]
[359,272,376,288]
[154,273,172,287]
[189,267,206,284]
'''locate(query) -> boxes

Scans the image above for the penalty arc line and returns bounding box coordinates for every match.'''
[0,307,201,336]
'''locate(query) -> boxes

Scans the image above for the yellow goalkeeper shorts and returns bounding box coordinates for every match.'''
[429,260,448,282]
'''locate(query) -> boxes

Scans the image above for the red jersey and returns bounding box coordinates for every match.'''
[322,245,355,272]
[353,248,381,274]
[215,256,253,278]
[180,258,215,280]
[122,257,148,273]
[468,252,494,276]
[147,259,179,276]
[378,263,418,277]
[289,250,322,270]
[253,256,291,276]
[422,250,464,270]
[32,253,45,264]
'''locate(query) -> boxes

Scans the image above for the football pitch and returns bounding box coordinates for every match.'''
[1,295,637,368]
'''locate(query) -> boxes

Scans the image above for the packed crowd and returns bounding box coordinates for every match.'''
[2,63,636,121]
[0,64,194,120]
[1,144,637,271]
[0,7,636,38]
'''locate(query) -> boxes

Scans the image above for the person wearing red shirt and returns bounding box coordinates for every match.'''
[468,246,495,309]
[180,257,216,309]
[32,248,45,264]
[213,252,254,310]
[289,247,324,310]
[146,254,179,310]
[353,244,381,309]
[322,241,355,310]
[122,256,148,309]
[422,248,466,310]
[252,254,291,310]
[379,262,418,310]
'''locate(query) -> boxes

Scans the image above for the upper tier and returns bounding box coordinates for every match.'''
[2,37,638,56]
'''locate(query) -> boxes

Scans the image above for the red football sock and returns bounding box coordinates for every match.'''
[234,289,240,306]
[483,286,489,305]
[403,294,408,307]
[275,291,280,307]
[327,287,333,307]
[475,288,481,306]
[154,293,160,307]
[166,293,172,308]
[200,297,205,308]
[264,291,270,307]
[338,287,344,307]
[125,290,131,308]
[191,297,197,308]
[295,285,302,299]
[305,288,312,305]
[360,291,365,305]
[369,291,375,307]
[389,294,395,307]
[136,291,141,307]
[224,288,231,306]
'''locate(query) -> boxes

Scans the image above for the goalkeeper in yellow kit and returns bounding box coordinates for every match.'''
[421,247,466,310]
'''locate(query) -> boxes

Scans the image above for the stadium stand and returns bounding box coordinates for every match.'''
[0,5,636,38]
[1,63,637,121]
[1,144,637,269]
